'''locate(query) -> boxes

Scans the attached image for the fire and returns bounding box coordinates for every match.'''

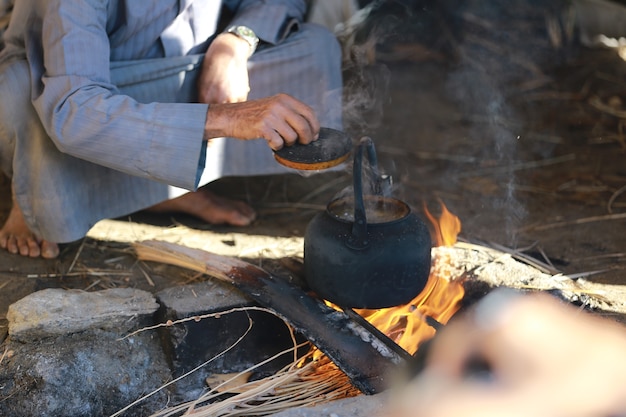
[423,200,462,247]
[355,201,465,354]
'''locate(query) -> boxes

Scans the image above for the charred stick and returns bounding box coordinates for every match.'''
[133,240,404,394]
[343,308,413,362]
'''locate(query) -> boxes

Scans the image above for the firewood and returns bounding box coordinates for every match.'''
[133,240,405,395]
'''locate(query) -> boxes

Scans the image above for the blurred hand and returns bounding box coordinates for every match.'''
[391,289,626,417]
[198,33,251,104]
[204,93,320,150]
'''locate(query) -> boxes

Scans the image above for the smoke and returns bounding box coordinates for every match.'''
[342,63,391,135]
[335,0,569,244]
[337,0,462,135]
[445,33,530,245]
[337,1,428,136]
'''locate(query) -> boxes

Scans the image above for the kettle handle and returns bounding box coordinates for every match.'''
[348,137,381,249]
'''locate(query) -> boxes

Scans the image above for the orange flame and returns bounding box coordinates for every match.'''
[356,201,465,354]
[423,200,462,247]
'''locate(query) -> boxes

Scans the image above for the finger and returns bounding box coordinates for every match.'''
[292,98,320,136]
[265,129,286,151]
[271,120,299,147]
[284,113,315,145]
[258,110,298,147]
[276,94,320,141]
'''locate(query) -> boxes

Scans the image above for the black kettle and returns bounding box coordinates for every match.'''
[303,137,432,309]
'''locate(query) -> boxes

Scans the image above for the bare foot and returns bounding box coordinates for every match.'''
[148,188,257,227]
[0,199,60,259]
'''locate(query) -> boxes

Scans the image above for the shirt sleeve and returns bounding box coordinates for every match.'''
[222,0,307,45]
[29,0,208,191]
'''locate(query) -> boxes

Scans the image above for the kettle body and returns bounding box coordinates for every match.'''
[303,137,432,309]
[304,198,432,309]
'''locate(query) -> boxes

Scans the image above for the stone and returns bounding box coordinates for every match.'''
[7,288,159,342]
[156,277,253,315]
[155,280,308,403]
[0,328,171,417]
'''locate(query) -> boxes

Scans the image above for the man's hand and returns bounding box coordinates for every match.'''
[204,93,320,150]
[198,33,252,104]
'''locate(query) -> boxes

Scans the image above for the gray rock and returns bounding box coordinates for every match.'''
[156,281,306,403]
[0,328,171,417]
[156,279,253,315]
[7,288,159,342]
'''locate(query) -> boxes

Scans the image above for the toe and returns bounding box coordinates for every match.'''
[1,198,57,258]
[230,212,254,227]
[27,238,42,258]
[17,237,32,257]
[238,203,257,220]
[41,241,60,259]
[227,203,256,226]
[6,235,19,254]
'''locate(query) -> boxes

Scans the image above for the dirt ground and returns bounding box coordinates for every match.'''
[2,0,626,348]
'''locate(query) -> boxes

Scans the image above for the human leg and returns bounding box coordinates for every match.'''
[0,55,256,259]
[0,25,343,255]
[110,56,257,226]
[0,60,59,258]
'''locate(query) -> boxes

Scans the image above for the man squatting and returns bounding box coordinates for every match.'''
[0,0,342,258]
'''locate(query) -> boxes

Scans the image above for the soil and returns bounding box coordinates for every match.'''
[1,0,626,406]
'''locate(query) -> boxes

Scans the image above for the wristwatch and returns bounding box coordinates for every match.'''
[226,25,259,56]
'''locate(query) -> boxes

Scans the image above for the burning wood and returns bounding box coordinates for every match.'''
[133,240,405,395]
[133,202,468,394]
[130,202,472,406]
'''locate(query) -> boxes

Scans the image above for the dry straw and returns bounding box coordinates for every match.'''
[110,291,360,417]
[149,349,359,417]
